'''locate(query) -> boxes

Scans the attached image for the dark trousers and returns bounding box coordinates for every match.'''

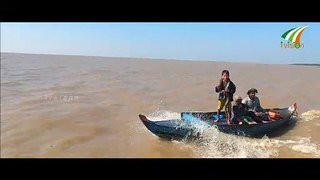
[246,111,263,123]
[233,111,263,124]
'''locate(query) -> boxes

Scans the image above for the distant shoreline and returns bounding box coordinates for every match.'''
[1,52,318,66]
[291,64,320,67]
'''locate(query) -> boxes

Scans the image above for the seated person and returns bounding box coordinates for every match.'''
[232,95,263,124]
[242,88,269,120]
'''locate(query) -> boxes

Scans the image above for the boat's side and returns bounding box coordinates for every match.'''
[181,107,296,137]
[181,112,225,125]
[139,114,198,140]
[216,116,293,137]
[139,104,297,138]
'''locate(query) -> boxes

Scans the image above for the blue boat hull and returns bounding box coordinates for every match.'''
[139,106,297,139]
[139,114,202,140]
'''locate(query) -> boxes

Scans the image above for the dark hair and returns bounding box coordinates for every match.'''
[221,70,229,75]
[247,88,258,95]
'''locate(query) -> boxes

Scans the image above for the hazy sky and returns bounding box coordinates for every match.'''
[1,23,319,64]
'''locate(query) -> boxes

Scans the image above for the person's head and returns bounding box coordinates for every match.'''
[234,95,242,105]
[221,70,230,81]
[247,88,258,100]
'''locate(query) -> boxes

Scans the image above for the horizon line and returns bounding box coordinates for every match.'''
[1,51,318,66]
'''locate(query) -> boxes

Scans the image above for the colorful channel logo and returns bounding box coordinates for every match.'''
[281,26,308,49]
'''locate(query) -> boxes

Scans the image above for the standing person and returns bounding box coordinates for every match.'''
[215,70,236,125]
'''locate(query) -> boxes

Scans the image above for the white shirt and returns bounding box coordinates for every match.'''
[241,96,265,113]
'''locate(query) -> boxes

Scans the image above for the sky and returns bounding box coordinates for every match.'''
[1,23,319,64]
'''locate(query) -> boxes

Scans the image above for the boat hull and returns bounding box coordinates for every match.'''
[139,105,297,139]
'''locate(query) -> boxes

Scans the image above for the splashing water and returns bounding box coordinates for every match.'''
[188,126,277,158]
[145,110,278,158]
[132,109,181,137]
[147,109,181,121]
[292,144,318,154]
[139,109,320,158]
[271,137,320,155]
[300,110,320,122]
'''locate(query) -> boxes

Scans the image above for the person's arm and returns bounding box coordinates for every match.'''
[244,103,249,111]
[256,97,266,113]
[215,79,223,93]
[230,82,236,94]
[215,86,221,93]
[233,105,239,119]
[233,105,237,114]
[241,98,247,105]
[243,98,255,112]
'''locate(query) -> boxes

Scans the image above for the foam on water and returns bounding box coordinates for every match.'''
[138,109,320,158]
[144,110,277,158]
[271,137,320,155]
[192,126,320,157]
[189,126,277,158]
[292,144,318,154]
[147,109,181,121]
[300,110,320,122]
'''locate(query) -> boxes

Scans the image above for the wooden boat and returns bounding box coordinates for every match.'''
[139,103,297,139]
